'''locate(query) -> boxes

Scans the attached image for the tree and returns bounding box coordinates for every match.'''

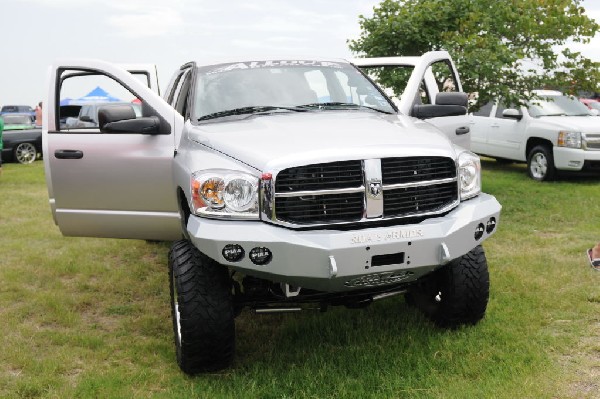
[349,0,600,109]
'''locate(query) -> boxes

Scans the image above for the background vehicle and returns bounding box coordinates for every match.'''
[1,105,35,122]
[1,114,42,164]
[580,98,600,114]
[43,53,500,374]
[469,90,600,181]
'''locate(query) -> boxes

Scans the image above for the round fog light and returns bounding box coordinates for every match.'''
[222,244,245,262]
[249,247,272,265]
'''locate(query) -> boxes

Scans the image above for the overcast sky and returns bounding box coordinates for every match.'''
[2,0,599,107]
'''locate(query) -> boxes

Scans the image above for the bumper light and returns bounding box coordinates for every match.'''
[222,244,245,262]
[249,247,272,265]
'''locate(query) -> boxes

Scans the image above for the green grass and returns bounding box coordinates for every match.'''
[0,160,599,398]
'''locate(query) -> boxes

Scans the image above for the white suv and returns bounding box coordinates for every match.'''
[469,90,600,181]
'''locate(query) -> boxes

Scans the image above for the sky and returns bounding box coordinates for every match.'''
[1,0,600,107]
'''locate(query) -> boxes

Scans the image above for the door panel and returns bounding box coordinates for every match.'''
[354,52,471,149]
[44,60,182,240]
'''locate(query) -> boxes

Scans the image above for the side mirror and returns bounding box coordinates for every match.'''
[412,93,469,119]
[412,104,467,119]
[98,104,161,134]
[436,92,468,108]
[502,109,522,121]
[79,115,93,123]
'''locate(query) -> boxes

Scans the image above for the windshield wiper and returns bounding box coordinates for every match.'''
[297,102,393,114]
[198,105,306,121]
[540,113,567,116]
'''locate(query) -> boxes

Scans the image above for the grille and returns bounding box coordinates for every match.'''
[275,192,364,224]
[384,182,458,217]
[382,157,456,184]
[275,160,363,192]
[272,157,458,226]
[585,134,600,150]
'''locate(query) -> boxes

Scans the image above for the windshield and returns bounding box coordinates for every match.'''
[193,60,395,121]
[3,114,32,125]
[528,95,591,117]
[587,101,600,111]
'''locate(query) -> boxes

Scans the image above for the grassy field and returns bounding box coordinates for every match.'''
[0,160,598,398]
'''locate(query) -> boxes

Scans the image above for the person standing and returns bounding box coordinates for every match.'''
[588,242,600,271]
[35,101,42,127]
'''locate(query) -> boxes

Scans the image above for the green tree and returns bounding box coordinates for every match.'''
[349,0,600,109]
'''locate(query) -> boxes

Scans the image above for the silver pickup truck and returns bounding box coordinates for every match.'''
[43,52,501,374]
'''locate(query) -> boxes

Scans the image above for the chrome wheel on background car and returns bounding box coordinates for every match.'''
[527,145,556,181]
[14,143,37,164]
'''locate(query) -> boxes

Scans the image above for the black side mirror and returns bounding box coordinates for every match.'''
[98,104,160,134]
[411,92,469,119]
[79,115,93,123]
[436,92,469,107]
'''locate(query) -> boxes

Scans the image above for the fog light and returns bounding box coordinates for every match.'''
[222,244,244,262]
[249,247,272,265]
[474,223,485,240]
[486,217,497,234]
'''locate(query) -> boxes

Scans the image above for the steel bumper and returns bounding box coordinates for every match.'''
[187,193,502,292]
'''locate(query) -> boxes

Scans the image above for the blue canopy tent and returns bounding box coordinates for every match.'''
[60,86,121,105]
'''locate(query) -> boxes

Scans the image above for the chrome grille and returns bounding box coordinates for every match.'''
[270,157,458,226]
[584,133,600,150]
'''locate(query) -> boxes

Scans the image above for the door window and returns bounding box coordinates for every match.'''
[429,60,459,93]
[473,101,494,117]
[58,69,144,131]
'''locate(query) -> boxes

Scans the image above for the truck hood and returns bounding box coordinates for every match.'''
[536,115,600,133]
[187,111,456,171]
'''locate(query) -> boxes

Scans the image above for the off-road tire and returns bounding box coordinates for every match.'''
[408,245,489,328]
[168,240,235,374]
[527,145,556,181]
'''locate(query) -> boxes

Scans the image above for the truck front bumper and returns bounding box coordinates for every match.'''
[554,147,600,171]
[187,193,502,292]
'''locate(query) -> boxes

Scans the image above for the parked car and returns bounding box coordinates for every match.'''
[469,90,600,181]
[1,114,42,164]
[2,113,35,130]
[0,105,35,121]
[580,98,600,113]
[44,52,501,374]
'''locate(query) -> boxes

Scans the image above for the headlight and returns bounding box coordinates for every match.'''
[191,170,259,219]
[458,151,481,200]
[557,131,582,148]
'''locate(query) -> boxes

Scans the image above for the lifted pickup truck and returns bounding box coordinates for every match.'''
[43,52,501,374]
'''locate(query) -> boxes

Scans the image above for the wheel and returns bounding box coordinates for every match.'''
[14,142,37,164]
[168,239,235,374]
[407,245,489,328]
[527,145,556,181]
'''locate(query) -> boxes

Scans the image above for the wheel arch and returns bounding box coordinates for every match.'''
[525,137,553,158]
[177,187,192,239]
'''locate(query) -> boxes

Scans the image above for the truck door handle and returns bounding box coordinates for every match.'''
[455,126,470,135]
[55,150,84,159]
